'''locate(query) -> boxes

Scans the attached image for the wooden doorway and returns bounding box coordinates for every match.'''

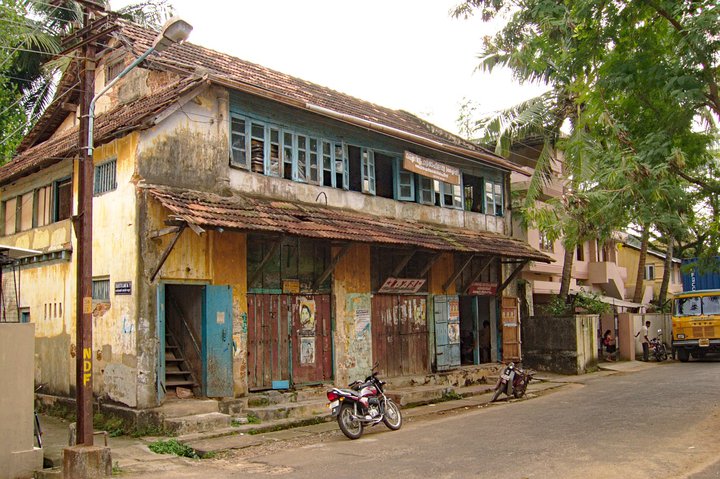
[371,295,429,377]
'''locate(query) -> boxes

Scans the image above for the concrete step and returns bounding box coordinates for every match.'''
[246,385,329,407]
[244,398,330,422]
[181,415,337,455]
[34,467,63,479]
[164,412,231,435]
[152,398,220,419]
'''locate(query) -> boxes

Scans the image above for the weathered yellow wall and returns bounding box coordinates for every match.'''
[210,230,248,395]
[618,246,678,300]
[332,243,372,385]
[428,253,456,295]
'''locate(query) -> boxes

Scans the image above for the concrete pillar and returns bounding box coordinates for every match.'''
[0,323,43,479]
[617,312,635,361]
[63,446,111,478]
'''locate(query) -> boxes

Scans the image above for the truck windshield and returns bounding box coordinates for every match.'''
[703,296,720,315]
[675,295,720,316]
[675,297,702,316]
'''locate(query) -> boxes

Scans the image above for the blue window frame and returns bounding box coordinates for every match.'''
[391,158,415,201]
[484,179,504,216]
[231,114,326,186]
[417,176,434,205]
[361,148,376,195]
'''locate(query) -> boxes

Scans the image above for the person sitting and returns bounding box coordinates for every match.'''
[602,329,617,361]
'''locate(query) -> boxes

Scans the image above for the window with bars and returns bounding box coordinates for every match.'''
[92,278,110,302]
[94,158,117,195]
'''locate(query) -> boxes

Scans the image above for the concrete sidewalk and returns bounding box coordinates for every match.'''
[35,359,663,476]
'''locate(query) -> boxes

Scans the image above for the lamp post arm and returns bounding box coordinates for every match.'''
[87,46,156,156]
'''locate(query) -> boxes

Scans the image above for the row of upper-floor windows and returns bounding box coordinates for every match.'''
[229,114,504,216]
[1,158,117,236]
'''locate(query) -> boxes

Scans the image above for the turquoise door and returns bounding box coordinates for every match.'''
[202,285,233,397]
[156,284,166,404]
[434,295,461,371]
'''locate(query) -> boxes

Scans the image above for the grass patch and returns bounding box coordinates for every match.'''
[441,390,463,401]
[112,462,122,475]
[93,412,125,437]
[148,439,199,459]
[246,413,261,424]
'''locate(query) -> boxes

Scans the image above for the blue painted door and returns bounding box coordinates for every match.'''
[156,284,166,404]
[434,295,461,371]
[202,285,233,397]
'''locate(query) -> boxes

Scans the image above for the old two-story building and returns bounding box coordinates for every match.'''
[0,18,549,411]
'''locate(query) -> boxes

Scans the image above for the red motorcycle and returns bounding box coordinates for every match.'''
[491,362,533,402]
[326,366,402,440]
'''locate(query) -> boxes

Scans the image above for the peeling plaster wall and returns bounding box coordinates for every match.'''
[332,244,372,385]
[0,133,143,407]
[210,230,248,396]
[137,86,230,192]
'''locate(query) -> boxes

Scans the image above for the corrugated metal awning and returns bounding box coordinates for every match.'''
[144,184,553,263]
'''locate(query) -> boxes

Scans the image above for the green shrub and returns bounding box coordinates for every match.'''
[148,439,199,459]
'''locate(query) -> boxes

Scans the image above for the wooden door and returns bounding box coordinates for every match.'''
[291,295,332,385]
[247,295,290,390]
[372,295,429,377]
[501,296,521,362]
[202,285,234,397]
[434,295,461,371]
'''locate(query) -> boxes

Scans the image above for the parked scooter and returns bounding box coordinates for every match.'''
[491,362,533,402]
[326,365,402,440]
[650,329,669,362]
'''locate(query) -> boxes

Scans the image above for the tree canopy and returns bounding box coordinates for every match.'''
[0,0,175,165]
[455,0,720,269]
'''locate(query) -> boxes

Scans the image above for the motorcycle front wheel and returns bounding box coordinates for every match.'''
[338,403,364,440]
[491,386,503,402]
[382,400,402,431]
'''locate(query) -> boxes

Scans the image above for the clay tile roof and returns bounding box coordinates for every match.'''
[0,76,207,185]
[115,20,524,173]
[144,184,552,263]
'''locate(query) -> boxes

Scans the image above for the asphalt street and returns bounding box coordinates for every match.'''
[107,359,720,478]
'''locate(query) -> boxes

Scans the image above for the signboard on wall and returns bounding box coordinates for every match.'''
[114,281,132,295]
[403,151,461,185]
[467,282,497,296]
[283,279,300,294]
[379,277,426,294]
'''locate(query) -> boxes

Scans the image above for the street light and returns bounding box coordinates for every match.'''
[74,16,192,448]
[87,17,193,154]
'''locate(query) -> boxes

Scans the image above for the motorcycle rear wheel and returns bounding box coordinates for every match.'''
[338,403,364,440]
[382,400,402,430]
[513,381,527,398]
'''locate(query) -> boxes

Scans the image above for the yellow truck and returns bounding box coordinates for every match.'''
[672,290,720,362]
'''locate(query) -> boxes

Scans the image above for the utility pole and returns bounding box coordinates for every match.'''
[64,0,107,447]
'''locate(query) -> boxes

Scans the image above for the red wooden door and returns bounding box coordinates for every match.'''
[290,295,332,385]
[372,295,429,377]
[247,295,290,390]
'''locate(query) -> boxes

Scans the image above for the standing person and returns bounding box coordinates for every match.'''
[479,320,491,363]
[639,320,651,361]
[602,330,617,361]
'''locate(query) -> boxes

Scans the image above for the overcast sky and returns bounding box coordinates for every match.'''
[110,0,549,135]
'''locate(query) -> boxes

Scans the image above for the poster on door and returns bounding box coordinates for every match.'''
[299,297,316,335]
[300,337,315,364]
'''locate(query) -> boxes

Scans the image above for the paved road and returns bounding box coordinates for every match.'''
[118,360,720,478]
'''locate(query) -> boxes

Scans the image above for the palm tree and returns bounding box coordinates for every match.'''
[1,0,174,149]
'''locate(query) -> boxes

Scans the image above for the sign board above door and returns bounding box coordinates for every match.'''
[467,282,497,296]
[379,277,426,294]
